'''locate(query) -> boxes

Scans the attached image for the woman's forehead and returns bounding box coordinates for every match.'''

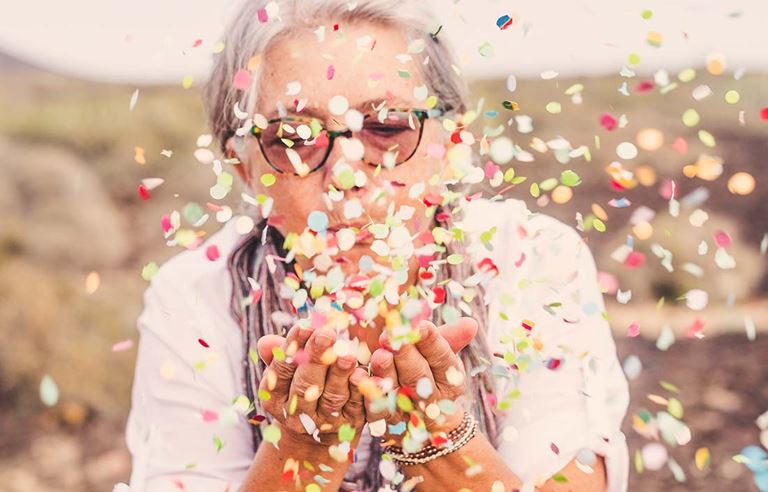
[256,21,424,114]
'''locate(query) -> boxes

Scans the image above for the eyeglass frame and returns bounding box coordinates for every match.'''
[249,106,451,176]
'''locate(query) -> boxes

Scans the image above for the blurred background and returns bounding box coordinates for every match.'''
[1,0,767,490]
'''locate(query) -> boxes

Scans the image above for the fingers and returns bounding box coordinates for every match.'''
[381,332,433,390]
[366,349,398,424]
[289,328,336,415]
[415,321,465,397]
[259,325,312,405]
[317,355,356,421]
[257,334,286,365]
[436,316,478,353]
[343,367,367,423]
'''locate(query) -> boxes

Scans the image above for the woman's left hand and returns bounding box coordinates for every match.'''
[357,317,478,444]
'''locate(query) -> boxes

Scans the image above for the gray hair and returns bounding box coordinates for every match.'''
[203,0,469,155]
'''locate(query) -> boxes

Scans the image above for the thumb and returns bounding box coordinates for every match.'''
[256,334,286,365]
[436,317,478,353]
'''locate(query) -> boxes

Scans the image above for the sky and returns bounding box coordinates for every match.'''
[0,0,766,85]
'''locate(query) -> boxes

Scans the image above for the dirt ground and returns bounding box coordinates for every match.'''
[1,332,766,492]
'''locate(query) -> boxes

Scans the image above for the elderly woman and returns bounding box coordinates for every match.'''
[126,1,629,491]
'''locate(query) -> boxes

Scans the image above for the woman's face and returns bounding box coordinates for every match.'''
[231,21,447,276]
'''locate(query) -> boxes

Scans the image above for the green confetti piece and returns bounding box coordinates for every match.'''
[530,182,540,198]
[478,41,494,57]
[258,389,271,401]
[263,424,281,448]
[552,473,569,483]
[660,381,680,393]
[539,177,558,191]
[183,202,205,225]
[141,261,159,281]
[213,435,223,453]
[446,254,464,265]
[396,393,414,412]
[560,169,582,187]
[272,346,286,362]
[668,398,684,419]
[39,374,59,407]
[724,90,740,104]
[338,169,355,189]
[698,129,716,147]
[545,101,562,114]
[678,68,696,82]
[338,423,356,442]
[641,9,653,19]
[593,218,607,232]
[260,173,276,187]
[682,109,700,127]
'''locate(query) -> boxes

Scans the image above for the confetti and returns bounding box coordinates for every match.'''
[39,374,59,407]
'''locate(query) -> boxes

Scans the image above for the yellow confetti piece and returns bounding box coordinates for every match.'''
[304,384,321,402]
[727,172,755,195]
[545,101,562,114]
[84,271,100,294]
[134,146,146,165]
[695,447,710,470]
[182,75,194,89]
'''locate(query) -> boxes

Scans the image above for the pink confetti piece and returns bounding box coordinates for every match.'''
[326,65,335,80]
[551,442,560,455]
[627,321,641,337]
[671,137,688,155]
[201,409,219,422]
[599,112,618,131]
[206,245,220,261]
[714,230,732,248]
[233,69,252,90]
[257,7,268,23]
[111,339,134,352]
[192,39,202,48]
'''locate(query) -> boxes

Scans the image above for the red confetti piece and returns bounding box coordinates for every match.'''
[635,80,655,93]
[551,442,560,455]
[432,286,446,304]
[760,107,768,120]
[477,257,499,275]
[422,193,442,207]
[198,338,210,348]
[233,69,251,90]
[206,245,220,261]
[137,184,151,200]
[599,112,618,131]
[546,358,563,370]
[161,214,172,233]
[623,251,646,268]
[686,318,706,338]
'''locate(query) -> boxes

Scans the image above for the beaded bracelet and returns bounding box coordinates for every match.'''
[382,412,478,466]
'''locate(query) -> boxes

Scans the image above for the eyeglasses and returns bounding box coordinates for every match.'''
[250,107,449,176]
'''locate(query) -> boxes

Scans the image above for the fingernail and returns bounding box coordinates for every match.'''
[418,322,430,340]
[315,331,335,349]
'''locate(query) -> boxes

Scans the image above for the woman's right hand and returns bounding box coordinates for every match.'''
[256,324,367,450]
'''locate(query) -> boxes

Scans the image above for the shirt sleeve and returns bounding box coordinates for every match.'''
[126,280,254,492]
[490,214,629,492]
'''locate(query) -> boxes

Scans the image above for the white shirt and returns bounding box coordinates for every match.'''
[126,197,629,492]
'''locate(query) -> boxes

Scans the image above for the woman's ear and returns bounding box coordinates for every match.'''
[224,137,251,185]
